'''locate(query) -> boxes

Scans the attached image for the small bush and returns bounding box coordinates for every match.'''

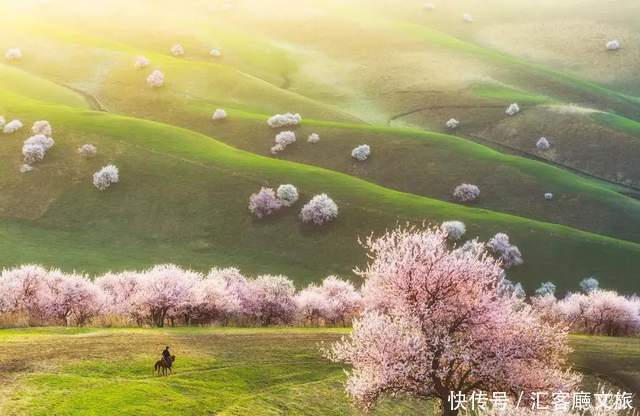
[248,187,283,218]
[212,109,227,121]
[440,221,466,240]
[147,70,165,88]
[606,40,621,51]
[452,183,480,203]
[78,144,97,158]
[3,119,23,134]
[134,56,150,69]
[505,103,520,116]
[5,48,22,61]
[267,113,301,128]
[351,144,370,161]
[22,135,54,164]
[300,194,338,225]
[276,184,299,206]
[170,44,185,56]
[32,120,52,136]
[308,133,320,143]
[93,165,119,191]
[445,118,459,129]
[536,137,551,150]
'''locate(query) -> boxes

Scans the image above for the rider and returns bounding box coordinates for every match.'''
[162,346,172,368]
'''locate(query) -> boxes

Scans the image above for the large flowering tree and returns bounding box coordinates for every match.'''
[325,226,579,416]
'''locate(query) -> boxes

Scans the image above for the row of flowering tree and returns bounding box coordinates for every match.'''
[0,265,361,328]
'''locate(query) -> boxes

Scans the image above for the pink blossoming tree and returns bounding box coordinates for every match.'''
[325,226,579,416]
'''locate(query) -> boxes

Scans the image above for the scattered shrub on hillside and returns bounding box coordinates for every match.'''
[22,144,45,164]
[544,192,554,200]
[170,44,185,57]
[452,183,480,203]
[351,144,370,161]
[210,48,222,58]
[249,274,297,325]
[440,220,466,240]
[487,232,523,268]
[146,70,165,88]
[5,48,22,61]
[536,137,550,150]
[463,13,473,23]
[579,277,600,294]
[24,134,54,151]
[275,131,296,148]
[505,103,520,116]
[3,119,23,134]
[22,135,55,164]
[276,184,299,206]
[535,281,557,297]
[270,144,285,154]
[300,194,338,225]
[267,113,302,128]
[248,187,283,218]
[445,118,459,129]
[32,120,52,136]
[326,225,579,413]
[134,55,150,69]
[19,164,33,173]
[308,133,320,144]
[606,40,621,51]
[78,144,97,158]
[212,108,227,121]
[92,164,119,191]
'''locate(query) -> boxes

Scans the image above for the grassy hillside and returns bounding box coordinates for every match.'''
[0,327,637,415]
[2,0,640,294]
[5,38,640,245]
[2,91,640,293]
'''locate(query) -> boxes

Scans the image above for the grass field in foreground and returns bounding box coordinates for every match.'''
[0,327,637,416]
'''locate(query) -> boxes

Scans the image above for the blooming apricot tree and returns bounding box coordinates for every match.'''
[325,226,579,416]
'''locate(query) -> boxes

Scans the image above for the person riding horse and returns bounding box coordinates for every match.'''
[162,346,172,369]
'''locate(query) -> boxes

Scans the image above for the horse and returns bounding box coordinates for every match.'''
[154,355,175,376]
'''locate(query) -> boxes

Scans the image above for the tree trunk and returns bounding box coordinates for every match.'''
[442,406,459,416]
[440,395,459,416]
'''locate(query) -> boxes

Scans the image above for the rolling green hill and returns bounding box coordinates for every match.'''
[2,0,640,295]
[2,90,640,293]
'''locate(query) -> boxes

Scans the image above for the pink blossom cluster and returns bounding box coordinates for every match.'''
[533,288,640,337]
[0,264,362,328]
[295,276,361,325]
[325,225,580,414]
[0,265,104,326]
